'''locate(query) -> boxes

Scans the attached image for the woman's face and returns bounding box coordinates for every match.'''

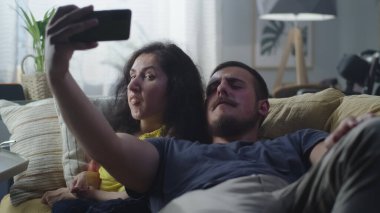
[127,53,168,122]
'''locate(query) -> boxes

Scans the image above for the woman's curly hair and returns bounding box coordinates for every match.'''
[112,41,211,143]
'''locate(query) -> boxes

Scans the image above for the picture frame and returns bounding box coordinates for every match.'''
[253,19,313,69]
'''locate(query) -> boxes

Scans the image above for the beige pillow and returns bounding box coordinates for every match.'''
[0,99,65,206]
[326,94,380,131]
[55,97,117,187]
[260,88,344,139]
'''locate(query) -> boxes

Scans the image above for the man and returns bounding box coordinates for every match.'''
[47,5,380,213]
[160,61,380,213]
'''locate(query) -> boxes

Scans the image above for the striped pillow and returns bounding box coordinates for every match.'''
[0,99,65,206]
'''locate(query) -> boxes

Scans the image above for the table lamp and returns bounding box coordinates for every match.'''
[256,0,337,92]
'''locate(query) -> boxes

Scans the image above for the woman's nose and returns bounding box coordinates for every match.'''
[127,77,141,92]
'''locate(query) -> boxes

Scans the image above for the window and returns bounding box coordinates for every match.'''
[0,0,220,95]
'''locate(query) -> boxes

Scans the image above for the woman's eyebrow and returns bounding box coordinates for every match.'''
[130,65,156,73]
[142,65,157,71]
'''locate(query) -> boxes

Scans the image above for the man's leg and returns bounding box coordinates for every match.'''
[291,117,380,213]
[159,174,288,213]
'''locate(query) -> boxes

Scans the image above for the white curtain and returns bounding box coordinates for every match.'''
[0,0,18,83]
[0,0,219,95]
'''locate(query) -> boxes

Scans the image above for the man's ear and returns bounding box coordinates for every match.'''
[258,99,269,117]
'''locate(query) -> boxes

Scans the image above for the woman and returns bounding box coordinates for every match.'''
[41,6,210,211]
[112,41,209,142]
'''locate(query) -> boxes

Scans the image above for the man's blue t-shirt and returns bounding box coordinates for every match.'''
[128,129,328,212]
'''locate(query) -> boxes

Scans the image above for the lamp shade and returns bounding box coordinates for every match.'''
[257,0,337,21]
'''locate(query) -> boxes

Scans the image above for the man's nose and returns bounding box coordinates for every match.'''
[216,79,229,96]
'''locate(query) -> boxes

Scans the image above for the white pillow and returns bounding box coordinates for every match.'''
[55,97,117,187]
[0,99,65,206]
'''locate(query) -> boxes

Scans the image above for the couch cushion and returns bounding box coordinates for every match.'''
[0,98,65,206]
[326,94,380,131]
[260,88,344,139]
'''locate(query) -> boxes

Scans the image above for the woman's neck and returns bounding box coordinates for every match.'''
[139,118,163,134]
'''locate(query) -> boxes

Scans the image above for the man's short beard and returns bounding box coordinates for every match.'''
[209,114,258,140]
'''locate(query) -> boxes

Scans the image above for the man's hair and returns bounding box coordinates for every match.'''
[112,41,210,143]
[210,61,269,100]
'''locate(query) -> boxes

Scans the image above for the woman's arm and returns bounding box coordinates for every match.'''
[45,5,159,193]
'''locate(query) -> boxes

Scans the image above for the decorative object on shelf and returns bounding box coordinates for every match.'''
[256,0,337,93]
[18,6,55,100]
[20,63,51,100]
[337,50,380,95]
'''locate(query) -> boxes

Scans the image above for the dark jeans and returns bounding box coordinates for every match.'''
[52,197,150,213]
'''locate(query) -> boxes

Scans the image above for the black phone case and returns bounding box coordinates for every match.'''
[69,9,131,42]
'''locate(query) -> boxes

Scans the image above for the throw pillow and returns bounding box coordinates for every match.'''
[55,97,117,187]
[0,194,50,213]
[0,99,65,206]
[260,88,344,139]
[327,94,380,131]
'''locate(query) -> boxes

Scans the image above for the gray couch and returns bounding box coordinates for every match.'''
[1,88,380,212]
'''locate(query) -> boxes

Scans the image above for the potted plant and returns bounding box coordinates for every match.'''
[18,7,55,100]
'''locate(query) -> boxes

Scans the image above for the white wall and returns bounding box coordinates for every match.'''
[217,0,380,93]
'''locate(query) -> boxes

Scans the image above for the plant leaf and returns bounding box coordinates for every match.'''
[18,6,56,73]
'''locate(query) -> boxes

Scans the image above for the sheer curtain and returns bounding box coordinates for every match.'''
[0,0,18,83]
[0,0,219,95]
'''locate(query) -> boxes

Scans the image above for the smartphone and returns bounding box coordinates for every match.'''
[69,9,131,42]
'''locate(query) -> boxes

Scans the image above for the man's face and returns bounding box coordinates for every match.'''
[206,66,267,139]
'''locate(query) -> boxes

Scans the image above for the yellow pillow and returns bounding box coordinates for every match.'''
[326,94,380,131]
[260,88,344,139]
[0,194,50,213]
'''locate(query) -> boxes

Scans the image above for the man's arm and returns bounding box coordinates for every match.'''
[309,140,328,165]
[45,5,159,193]
[310,113,375,165]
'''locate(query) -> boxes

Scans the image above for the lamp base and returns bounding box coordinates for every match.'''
[273,26,308,92]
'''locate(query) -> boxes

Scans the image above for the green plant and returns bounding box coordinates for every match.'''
[18,7,55,73]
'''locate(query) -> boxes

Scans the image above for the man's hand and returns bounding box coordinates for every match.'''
[325,113,375,149]
[310,113,375,165]
[41,187,76,207]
